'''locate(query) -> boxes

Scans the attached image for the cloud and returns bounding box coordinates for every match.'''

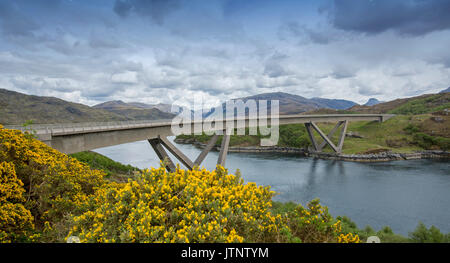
[113,0,133,18]
[329,0,450,36]
[279,22,331,44]
[0,1,40,37]
[263,63,288,78]
[89,34,122,50]
[113,0,181,25]
[1,0,449,108]
[111,71,139,84]
[331,68,355,79]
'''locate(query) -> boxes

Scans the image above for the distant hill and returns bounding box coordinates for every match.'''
[0,89,175,125]
[309,97,357,110]
[0,89,129,125]
[350,93,450,114]
[200,92,358,117]
[364,98,384,106]
[93,100,175,120]
[440,87,450,93]
[127,102,182,114]
[236,92,357,115]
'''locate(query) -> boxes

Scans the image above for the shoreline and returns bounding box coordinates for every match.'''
[174,138,450,162]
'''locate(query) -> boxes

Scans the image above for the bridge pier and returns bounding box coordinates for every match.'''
[305,120,348,153]
[148,138,177,172]
[148,131,230,172]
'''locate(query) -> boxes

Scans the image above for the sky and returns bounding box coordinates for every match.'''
[0,0,449,107]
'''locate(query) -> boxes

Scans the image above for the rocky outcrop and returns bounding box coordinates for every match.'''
[307,150,449,162]
[346,131,365,138]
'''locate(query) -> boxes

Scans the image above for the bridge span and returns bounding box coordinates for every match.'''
[4,114,394,172]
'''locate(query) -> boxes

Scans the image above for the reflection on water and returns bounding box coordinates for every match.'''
[94,137,450,235]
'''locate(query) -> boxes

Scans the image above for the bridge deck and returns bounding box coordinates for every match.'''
[3,114,394,154]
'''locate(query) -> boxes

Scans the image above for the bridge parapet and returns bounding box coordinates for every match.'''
[4,119,174,136]
[4,114,394,136]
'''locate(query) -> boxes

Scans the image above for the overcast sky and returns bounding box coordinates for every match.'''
[0,0,449,107]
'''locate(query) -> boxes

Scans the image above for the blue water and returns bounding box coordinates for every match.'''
[94,138,450,236]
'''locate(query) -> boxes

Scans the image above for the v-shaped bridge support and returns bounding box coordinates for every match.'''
[148,131,230,172]
[305,120,348,153]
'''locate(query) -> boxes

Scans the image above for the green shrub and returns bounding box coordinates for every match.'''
[412,133,450,150]
[409,222,450,243]
[70,151,139,178]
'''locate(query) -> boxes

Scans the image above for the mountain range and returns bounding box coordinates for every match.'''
[1,87,448,125]
[238,92,358,114]
[200,92,359,116]
[92,100,175,120]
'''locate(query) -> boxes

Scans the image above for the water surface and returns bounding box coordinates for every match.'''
[94,138,450,235]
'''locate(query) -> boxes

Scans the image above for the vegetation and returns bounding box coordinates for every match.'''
[177,113,449,153]
[177,125,311,149]
[387,94,450,115]
[0,88,129,125]
[0,88,173,125]
[70,151,140,182]
[0,125,105,242]
[273,202,450,243]
[92,100,175,120]
[405,128,450,151]
[349,92,450,114]
[0,125,358,243]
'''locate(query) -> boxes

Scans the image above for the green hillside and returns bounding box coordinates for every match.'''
[93,100,175,120]
[69,151,140,182]
[176,112,449,153]
[0,89,128,125]
[349,92,450,114]
[0,89,174,125]
[387,94,450,115]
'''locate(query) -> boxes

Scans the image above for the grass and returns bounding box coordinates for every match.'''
[70,151,140,182]
[176,114,449,154]
[334,115,424,154]
[388,94,450,115]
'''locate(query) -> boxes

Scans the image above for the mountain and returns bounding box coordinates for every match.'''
[237,92,358,114]
[93,100,175,120]
[201,92,359,117]
[126,102,155,109]
[128,102,182,114]
[349,92,450,114]
[364,98,384,106]
[440,87,450,93]
[310,97,357,110]
[0,89,129,125]
[0,89,176,125]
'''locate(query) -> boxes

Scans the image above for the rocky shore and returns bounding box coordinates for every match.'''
[307,150,450,162]
[174,138,450,162]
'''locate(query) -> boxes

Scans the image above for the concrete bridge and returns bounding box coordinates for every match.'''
[5,114,394,172]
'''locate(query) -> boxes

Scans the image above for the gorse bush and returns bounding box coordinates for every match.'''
[0,161,35,242]
[283,199,360,243]
[68,166,284,243]
[0,125,105,242]
[0,125,358,243]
